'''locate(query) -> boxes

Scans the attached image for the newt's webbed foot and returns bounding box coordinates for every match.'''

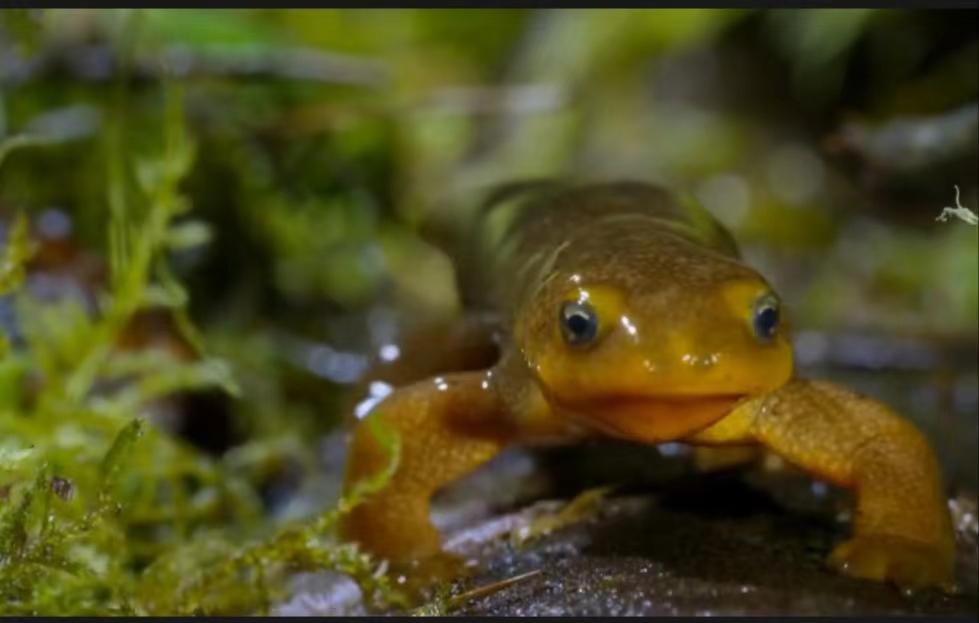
[828,534,956,593]
[388,551,479,605]
[689,379,957,593]
[340,370,513,605]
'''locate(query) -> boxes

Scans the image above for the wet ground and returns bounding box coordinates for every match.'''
[273,355,979,617]
[443,475,978,616]
[273,442,978,617]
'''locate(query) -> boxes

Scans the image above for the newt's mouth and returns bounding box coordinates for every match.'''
[556,393,745,443]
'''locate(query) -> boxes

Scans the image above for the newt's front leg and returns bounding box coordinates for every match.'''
[340,371,513,563]
[690,378,956,591]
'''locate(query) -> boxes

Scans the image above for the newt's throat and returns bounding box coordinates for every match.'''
[557,394,744,443]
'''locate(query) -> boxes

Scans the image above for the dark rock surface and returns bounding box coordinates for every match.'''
[274,359,978,617]
[273,449,977,616]
[444,479,977,616]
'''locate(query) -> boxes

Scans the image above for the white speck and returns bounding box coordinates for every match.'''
[620,315,638,338]
[368,380,392,398]
[354,398,380,420]
[378,343,400,363]
[935,184,979,225]
[679,352,719,368]
[353,381,393,420]
[434,377,449,392]
[481,370,493,390]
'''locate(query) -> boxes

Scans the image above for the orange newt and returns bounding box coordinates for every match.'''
[340,180,956,592]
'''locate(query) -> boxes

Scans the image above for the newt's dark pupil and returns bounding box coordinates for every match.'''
[753,298,780,342]
[560,301,598,346]
[567,313,590,335]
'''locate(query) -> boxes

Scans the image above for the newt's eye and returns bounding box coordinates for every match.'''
[560,301,599,346]
[752,293,780,342]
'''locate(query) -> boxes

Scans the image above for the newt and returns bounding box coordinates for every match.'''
[340,180,956,592]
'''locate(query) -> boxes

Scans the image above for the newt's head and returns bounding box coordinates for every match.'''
[513,224,793,443]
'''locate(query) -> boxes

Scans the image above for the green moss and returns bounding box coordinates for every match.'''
[0,86,403,616]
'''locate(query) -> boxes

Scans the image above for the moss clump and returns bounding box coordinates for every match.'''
[0,88,402,616]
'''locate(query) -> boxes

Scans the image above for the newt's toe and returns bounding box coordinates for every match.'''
[390,550,477,604]
[828,534,956,593]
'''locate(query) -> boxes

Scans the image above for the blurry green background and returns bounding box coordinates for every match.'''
[0,8,976,615]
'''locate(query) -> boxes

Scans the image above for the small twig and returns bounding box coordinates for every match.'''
[446,568,542,610]
[935,185,978,225]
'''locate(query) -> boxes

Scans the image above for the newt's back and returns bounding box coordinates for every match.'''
[455,180,742,317]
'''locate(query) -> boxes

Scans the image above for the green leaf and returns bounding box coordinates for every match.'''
[0,213,37,297]
[98,419,145,496]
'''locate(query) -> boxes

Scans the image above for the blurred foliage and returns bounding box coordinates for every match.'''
[0,69,401,614]
[0,8,976,615]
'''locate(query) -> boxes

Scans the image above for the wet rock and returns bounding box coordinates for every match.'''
[273,465,976,616]
[276,360,977,616]
[446,482,978,617]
